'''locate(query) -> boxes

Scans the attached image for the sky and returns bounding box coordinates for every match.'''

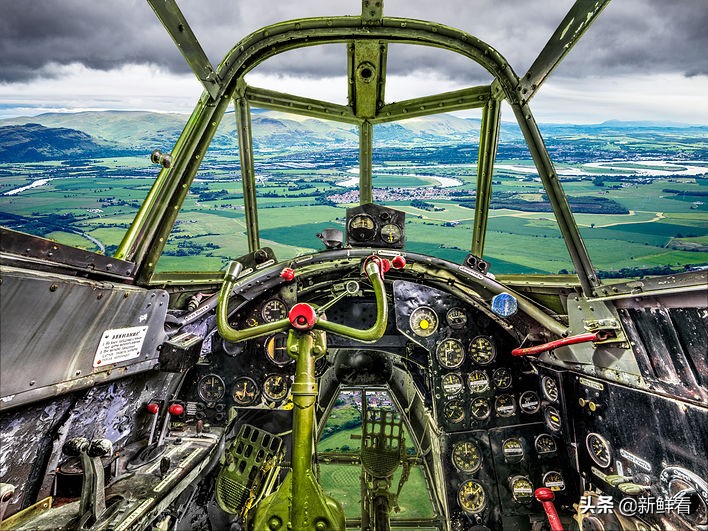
[0,0,707,124]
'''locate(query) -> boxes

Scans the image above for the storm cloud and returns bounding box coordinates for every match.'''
[1,0,707,85]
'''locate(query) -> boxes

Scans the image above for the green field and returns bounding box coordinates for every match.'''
[1,150,706,276]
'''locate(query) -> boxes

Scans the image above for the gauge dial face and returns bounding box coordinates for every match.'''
[586,432,612,468]
[469,336,496,365]
[263,375,289,402]
[348,214,376,241]
[458,480,486,514]
[261,299,288,323]
[446,308,468,329]
[451,441,482,473]
[470,397,491,421]
[534,434,557,455]
[541,376,559,402]
[443,399,465,424]
[232,377,258,406]
[467,370,490,394]
[265,332,292,366]
[410,306,439,337]
[519,390,541,414]
[544,406,562,433]
[495,394,517,417]
[441,373,464,396]
[510,475,534,503]
[380,223,402,244]
[502,438,525,463]
[436,338,464,368]
[197,374,226,402]
[492,367,512,390]
[543,471,566,492]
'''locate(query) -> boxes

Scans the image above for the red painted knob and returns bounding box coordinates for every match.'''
[391,256,406,269]
[289,303,317,330]
[280,268,295,281]
[168,403,184,416]
[534,488,555,502]
[381,258,391,273]
[147,403,159,415]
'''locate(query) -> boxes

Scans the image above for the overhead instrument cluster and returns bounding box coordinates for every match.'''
[346,203,406,249]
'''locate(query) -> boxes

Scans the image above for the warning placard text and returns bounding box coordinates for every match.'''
[93,326,149,368]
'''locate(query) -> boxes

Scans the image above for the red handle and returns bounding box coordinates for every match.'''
[534,488,564,531]
[512,332,607,357]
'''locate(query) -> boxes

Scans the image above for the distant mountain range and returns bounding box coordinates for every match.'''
[0,110,706,162]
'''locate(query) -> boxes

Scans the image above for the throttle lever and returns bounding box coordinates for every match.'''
[534,488,564,531]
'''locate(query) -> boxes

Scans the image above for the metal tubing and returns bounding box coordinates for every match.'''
[359,121,374,205]
[510,101,598,296]
[235,97,261,252]
[472,97,501,256]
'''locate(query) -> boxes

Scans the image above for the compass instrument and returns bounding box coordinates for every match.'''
[263,375,289,402]
[436,338,464,368]
[232,377,258,406]
[469,336,496,365]
[410,306,439,337]
[458,480,487,514]
[586,432,612,468]
[451,441,482,473]
[197,374,226,402]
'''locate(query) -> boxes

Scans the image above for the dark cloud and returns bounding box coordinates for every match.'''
[1,0,706,84]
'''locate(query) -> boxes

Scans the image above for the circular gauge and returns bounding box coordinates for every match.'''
[348,214,376,241]
[544,406,562,433]
[263,375,289,402]
[436,338,464,369]
[458,480,486,515]
[410,306,439,338]
[495,394,517,417]
[222,338,245,357]
[451,441,482,473]
[264,332,292,366]
[470,397,491,421]
[519,390,541,414]
[510,475,534,503]
[261,299,288,323]
[232,377,258,406]
[502,438,525,463]
[380,223,402,244]
[467,370,490,394]
[541,376,559,402]
[534,434,557,455]
[446,308,468,329]
[441,373,464,396]
[543,471,566,492]
[469,336,496,365]
[197,374,226,402]
[492,367,512,390]
[443,399,465,424]
[586,432,612,468]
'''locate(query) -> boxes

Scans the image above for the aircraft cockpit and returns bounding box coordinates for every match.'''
[1,1,706,530]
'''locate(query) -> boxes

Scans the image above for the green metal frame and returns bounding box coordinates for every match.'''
[119,0,612,295]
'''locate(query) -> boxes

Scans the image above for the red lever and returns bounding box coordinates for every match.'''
[534,488,564,531]
[147,403,159,415]
[512,332,609,357]
[289,303,317,330]
[391,256,406,269]
[280,267,295,281]
[168,403,184,416]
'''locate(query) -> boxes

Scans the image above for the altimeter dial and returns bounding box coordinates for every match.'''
[451,441,482,473]
[469,336,496,365]
[436,338,464,369]
[458,480,486,514]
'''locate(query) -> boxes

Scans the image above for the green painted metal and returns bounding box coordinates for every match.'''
[146,0,221,100]
[359,121,374,205]
[521,0,612,101]
[235,94,261,253]
[471,95,502,257]
[245,86,359,124]
[374,85,490,124]
[510,101,599,295]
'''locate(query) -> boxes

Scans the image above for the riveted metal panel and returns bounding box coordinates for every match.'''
[0,266,168,411]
